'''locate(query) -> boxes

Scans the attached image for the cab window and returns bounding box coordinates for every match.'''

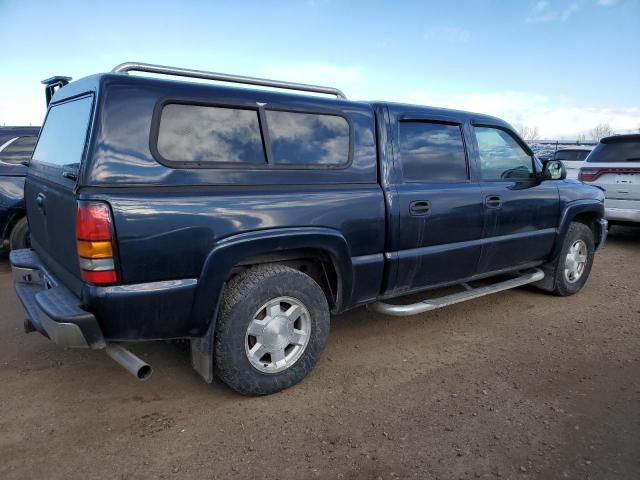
[475,127,534,181]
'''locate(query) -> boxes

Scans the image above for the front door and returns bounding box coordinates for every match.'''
[389,115,484,294]
[472,125,559,274]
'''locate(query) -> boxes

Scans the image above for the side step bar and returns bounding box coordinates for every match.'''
[370,269,544,317]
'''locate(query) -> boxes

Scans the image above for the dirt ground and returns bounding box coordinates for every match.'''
[0,228,638,480]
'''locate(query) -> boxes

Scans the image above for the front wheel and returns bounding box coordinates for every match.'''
[550,222,595,296]
[214,264,330,395]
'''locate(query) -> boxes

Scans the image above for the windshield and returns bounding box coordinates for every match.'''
[31,95,94,170]
[0,136,38,164]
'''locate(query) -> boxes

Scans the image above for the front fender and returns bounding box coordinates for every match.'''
[191,227,353,336]
[551,199,605,259]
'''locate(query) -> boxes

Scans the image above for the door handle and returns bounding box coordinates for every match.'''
[485,195,502,208]
[36,192,46,214]
[409,200,431,216]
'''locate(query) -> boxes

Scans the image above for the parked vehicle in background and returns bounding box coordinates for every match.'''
[0,126,40,252]
[579,134,640,225]
[553,147,592,179]
[10,62,607,395]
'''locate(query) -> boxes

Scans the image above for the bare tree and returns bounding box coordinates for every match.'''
[589,122,615,141]
[577,133,587,143]
[516,125,540,141]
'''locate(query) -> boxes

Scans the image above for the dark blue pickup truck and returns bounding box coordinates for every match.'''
[10,63,607,395]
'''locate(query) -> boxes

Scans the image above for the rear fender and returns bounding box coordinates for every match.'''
[192,227,353,336]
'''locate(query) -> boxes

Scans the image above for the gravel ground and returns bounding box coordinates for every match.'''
[0,227,638,480]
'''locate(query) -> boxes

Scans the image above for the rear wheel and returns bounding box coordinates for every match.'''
[214,264,330,395]
[9,217,30,250]
[550,222,595,296]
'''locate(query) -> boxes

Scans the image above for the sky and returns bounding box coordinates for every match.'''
[1,0,639,139]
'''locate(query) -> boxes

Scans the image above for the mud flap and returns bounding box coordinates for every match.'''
[190,321,215,383]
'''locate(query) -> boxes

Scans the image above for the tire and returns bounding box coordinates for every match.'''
[214,264,330,395]
[9,217,30,250]
[550,222,595,296]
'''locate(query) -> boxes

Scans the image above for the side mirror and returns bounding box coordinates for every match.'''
[542,160,566,180]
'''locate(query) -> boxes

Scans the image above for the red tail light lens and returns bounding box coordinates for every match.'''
[579,167,640,182]
[578,168,600,182]
[76,201,119,285]
[76,202,112,241]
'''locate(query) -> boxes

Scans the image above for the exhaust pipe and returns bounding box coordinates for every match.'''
[105,344,152,380]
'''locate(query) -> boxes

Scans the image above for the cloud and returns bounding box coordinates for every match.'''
[424,26,470,43]
[526,1,580,22]
[532,1,550,13]
[384,89,640,139]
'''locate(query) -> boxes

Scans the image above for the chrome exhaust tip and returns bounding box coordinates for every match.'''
[105,344,152,381]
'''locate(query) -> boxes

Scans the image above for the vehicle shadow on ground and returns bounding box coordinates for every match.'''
[608,225,640,244]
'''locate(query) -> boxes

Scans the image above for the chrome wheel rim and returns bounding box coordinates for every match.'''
[245,296,311,373]
[564,239,588,283]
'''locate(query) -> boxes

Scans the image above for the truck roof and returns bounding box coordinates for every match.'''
[50,72,507,128]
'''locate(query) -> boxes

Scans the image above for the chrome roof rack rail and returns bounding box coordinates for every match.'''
[111,62,347,99]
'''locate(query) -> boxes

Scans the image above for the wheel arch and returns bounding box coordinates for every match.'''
[552,200,605,259]
[192,227,353,336]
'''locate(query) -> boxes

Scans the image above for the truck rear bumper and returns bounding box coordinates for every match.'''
[10,249,106,349]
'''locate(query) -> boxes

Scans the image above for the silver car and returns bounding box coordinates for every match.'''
[578,134,640,224]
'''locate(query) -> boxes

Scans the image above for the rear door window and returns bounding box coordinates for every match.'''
[265,110,350,167]
[398,122,468,182]
[156,104,266,165]
[31,95,94,169]
[554,150,590,161]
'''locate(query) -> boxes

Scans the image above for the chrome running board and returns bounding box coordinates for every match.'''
[369,269,544,317]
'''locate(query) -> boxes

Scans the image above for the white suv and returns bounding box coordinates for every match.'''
[578,135,640,225]
[554,147,592,179]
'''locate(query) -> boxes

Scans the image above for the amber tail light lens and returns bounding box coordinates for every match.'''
[76,201,119,285]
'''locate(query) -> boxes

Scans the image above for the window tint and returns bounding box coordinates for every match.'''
[553,150,590,161]
[157,104,266,165]
[32,96,93,169]
[586,140,640,163]
[475,127,533,180]
[0,136,37,164]
[399,122,468,182]
[266,110,349,166]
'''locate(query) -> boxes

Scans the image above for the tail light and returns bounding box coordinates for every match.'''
[578,168,601,182]
[76,201,119,285]
[579,166,640,182]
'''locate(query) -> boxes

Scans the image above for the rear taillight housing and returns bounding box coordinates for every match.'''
[76,201,119,285]
[578,168,601,182]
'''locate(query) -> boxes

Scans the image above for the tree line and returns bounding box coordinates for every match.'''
[515,122,639,142]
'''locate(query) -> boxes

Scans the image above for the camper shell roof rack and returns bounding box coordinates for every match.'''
[111,61,347,99]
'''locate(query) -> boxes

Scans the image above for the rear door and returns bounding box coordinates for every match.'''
[26,94,94,294]
[386,111,484,294]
